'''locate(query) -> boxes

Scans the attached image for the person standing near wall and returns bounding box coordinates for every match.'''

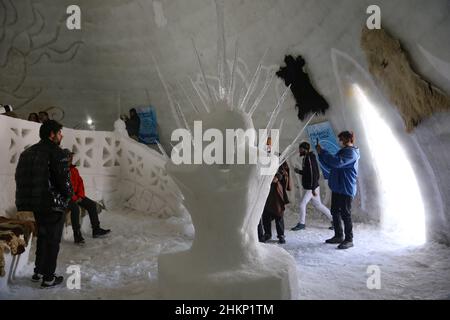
[291,142,333,231]
[261,162,292,244]
[125,108,141,141]
[15,120,72,287]
[38,111,49,123]
[317,131,360,250]
[27,113,40,123]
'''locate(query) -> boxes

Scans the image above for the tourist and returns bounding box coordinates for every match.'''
[261,162,291,244]
[15,120,72,287]
[64,149,111,245]
[125,108,141,141]
[291,142,333,231]
[317,131,360,250]
[28,113,40,123]
[38,111,50,123]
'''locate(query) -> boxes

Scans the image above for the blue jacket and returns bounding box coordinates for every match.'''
[318,146,360,198]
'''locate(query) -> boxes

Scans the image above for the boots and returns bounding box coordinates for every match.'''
[31,273,42,282]
[41,275,64,288]
[325,236,344,244]
[74,229,85,245]
[93,227,111,238]
[278,236,286,244]
[291,223,306,231]
[338,240,354,250]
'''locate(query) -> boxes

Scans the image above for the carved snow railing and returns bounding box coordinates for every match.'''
[0,115,183,218]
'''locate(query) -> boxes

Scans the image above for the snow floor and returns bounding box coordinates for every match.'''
[1,208,450,300]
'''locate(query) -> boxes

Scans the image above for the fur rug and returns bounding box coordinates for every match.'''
[361,26,450,132]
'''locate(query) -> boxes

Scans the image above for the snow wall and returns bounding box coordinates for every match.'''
[0,115,184,219]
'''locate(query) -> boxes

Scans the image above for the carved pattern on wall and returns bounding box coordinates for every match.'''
[361,27,450,132]
[103,137,121,168]
[1,116,184,217]
[8,126,33,164]
[0,0,84,109]
[72,136,95,169]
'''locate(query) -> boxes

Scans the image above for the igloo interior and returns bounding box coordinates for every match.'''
[1,0,450,302]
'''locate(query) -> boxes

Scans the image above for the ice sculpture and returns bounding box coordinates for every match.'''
[157,0,307,299]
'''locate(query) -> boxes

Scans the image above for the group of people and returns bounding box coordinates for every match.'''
[259,131,360,250]
[24,108,141,142]
[15,120,111,288]
[27,111,51,123]
[12,115,359,289]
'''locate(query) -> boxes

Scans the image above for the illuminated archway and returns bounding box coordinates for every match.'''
[352,84,426,245]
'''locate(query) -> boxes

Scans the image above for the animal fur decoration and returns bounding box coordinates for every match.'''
[276,55,330,121]
[361,27,450,132]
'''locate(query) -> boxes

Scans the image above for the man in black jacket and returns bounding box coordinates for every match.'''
[15,120,72,288]
[291,142,333,231]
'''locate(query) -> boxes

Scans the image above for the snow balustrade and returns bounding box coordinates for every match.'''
[0,115,184,287]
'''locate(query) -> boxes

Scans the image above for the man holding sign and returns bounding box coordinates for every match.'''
[317,131,360,250]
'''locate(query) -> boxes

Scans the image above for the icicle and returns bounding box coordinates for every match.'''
[215,0,228,100]
[192,38,215,105]
[264,85,291,136]
[156,141,169,160]
[237,86,247,111]
[244,174,273,232]
[175,100,191,133]
[227,39,239,108]
[190,77,210,113]
[248,71,275,117]
[278,118,285,141]
[151,53,183,129]
[238,48,269,111]
[271,118,285,157]
[279,113,316,164]
[177,79,200,114]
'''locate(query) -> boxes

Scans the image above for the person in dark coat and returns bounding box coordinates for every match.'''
[317,131,360,250]
[259,162,291,244]
[291,142,333,231]
[27,113,40,123]
[125,108,141,141]
[15,120,72,288]
[38,111,49,123]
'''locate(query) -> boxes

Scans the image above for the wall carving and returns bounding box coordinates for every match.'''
[0,0,84,110]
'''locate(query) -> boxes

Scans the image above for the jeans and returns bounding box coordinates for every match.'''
[68,197,100,232]
[262,210,285,239]
[33,211,65,280]
[330,192,353,241]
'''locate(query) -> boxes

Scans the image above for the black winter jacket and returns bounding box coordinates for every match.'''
[296,152,320,191]
[15,139,72,213]
[126,115,141,137]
